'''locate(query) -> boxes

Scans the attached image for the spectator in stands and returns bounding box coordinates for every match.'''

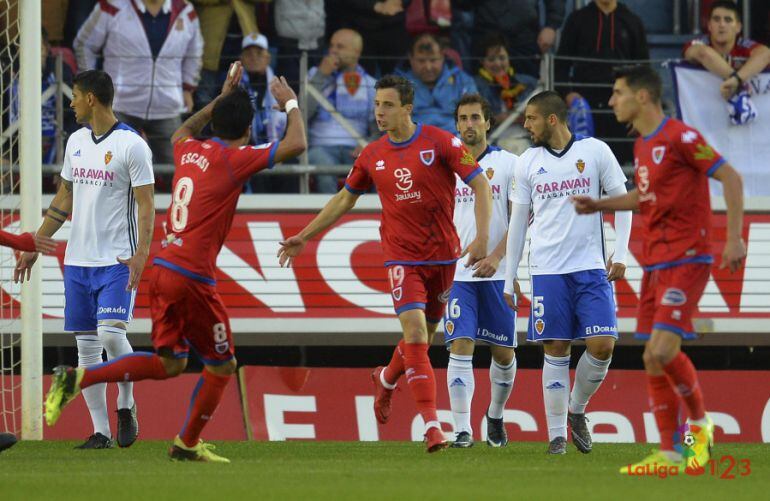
[556,0,648,164]
[474,33,537,125]
[307,29,377,193]
[74,0,203,175]
[191,0,259,108]
[274,0,325,87]
[457,0,566,78]
[238,33,294,193]
[684,0,770,101]
[328,0,408,77]
[398,33,477,132]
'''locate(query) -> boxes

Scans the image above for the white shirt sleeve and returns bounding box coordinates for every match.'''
[504,202,529,295]
[511,153,532,205]
[127,139,155,187]
[507,154,518,203]
[73,3,110,71]
[605,184,632,265]
[598,140,627,193]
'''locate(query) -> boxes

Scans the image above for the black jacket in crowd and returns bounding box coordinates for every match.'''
[555,1,649,103]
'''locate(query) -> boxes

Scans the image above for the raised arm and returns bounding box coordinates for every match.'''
[572,189,640,214]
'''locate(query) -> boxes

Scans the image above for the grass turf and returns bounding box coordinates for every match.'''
[1,441,768,500]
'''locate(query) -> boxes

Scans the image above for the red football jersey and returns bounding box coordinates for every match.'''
[633,118,725,269]
[345,124,482,265]
[154,137,278,283]
[682,35,765,70]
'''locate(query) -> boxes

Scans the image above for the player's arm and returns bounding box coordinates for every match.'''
[277,188,360,267]
[13,180,73,283]
[170,62,244,145]
[572,188,639,214]
[503,202,529,310]
[461,172,492,268]
[712,162,746,272]
[116,183,154,290]
[270,77,307,165]
[604,184,633,281]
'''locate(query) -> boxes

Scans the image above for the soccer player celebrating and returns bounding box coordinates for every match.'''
[278,75,492,453]
[44,62,307,462]
[444,94,519,448]
[572,65,745,472]
[504,91,633,455]
[16,70,154,449]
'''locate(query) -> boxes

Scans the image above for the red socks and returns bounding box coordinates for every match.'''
[179,369,231,447]
[647,374,679,451]
[383,339,406,386]
[80,352,170,388]
[402,342,438,426]
[663,352,706,421]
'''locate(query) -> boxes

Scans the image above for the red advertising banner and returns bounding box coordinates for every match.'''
[1,213,769,332]
[243,367,770,443]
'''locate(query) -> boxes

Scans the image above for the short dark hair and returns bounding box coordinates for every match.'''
[211,88,254,140]
[708,0,741,19]
[614,64,662,103]
[73,70,114,106]
[375,74,414,106]
[410,33,441,55]
[455,93,493,123]
[527,90,568,122]
[476,32,508,58]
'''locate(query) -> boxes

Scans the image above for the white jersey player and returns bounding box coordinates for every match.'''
[15,70,154,449]
[503,91,632,455]
[444,95,519,448]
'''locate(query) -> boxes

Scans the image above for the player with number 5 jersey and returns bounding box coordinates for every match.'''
[43,63,307,463]
[504,91,633,455]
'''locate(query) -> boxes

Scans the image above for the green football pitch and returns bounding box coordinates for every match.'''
[1,442,768,500]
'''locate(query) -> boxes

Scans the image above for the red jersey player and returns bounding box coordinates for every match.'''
[683,0,770,100]
[43,62,307,462]
[278,75,492,452]
[572,65,745,473]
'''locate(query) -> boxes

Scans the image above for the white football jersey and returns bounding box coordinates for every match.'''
[60,123,154,266]
[453,146,516,281]
[513,135,626,275]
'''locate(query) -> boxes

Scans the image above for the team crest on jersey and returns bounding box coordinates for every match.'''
[420,149,435,166]
[534,318,545,335]
[576,159,585,173]
[392,287,403,301]
[175,18,184,31]
[652,146,666,165]
[485,167,494,180]
[104,151,113,165]
[376,160,385,170]
[445,320,455,335]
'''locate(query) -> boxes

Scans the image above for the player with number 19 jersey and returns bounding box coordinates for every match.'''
[151,136,278,363]
[345,123,482,320]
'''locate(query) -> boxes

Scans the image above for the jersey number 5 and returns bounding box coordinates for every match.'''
[171,177,194,232]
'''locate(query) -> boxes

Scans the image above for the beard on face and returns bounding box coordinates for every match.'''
[532,123,552,147]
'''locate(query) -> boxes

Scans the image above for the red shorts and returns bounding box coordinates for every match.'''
[636,263,710,340]
[386,263,454,323]
[149,266,235,365]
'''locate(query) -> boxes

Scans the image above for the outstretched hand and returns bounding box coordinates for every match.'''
[571,195,600,214]
[277,235,307,268]
[221,62,243,96]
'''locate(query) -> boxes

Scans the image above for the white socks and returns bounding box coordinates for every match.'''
[447,354,474,435]
[76,334,110,437]
[569,351,611,415]
[542,354,570,441]
[488,358,516,419]
[97,324,135,410]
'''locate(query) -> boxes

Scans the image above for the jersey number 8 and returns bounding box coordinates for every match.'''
[171,177,194,232]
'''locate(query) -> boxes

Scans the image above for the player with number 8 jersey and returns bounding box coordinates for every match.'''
[42,63,307,463]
